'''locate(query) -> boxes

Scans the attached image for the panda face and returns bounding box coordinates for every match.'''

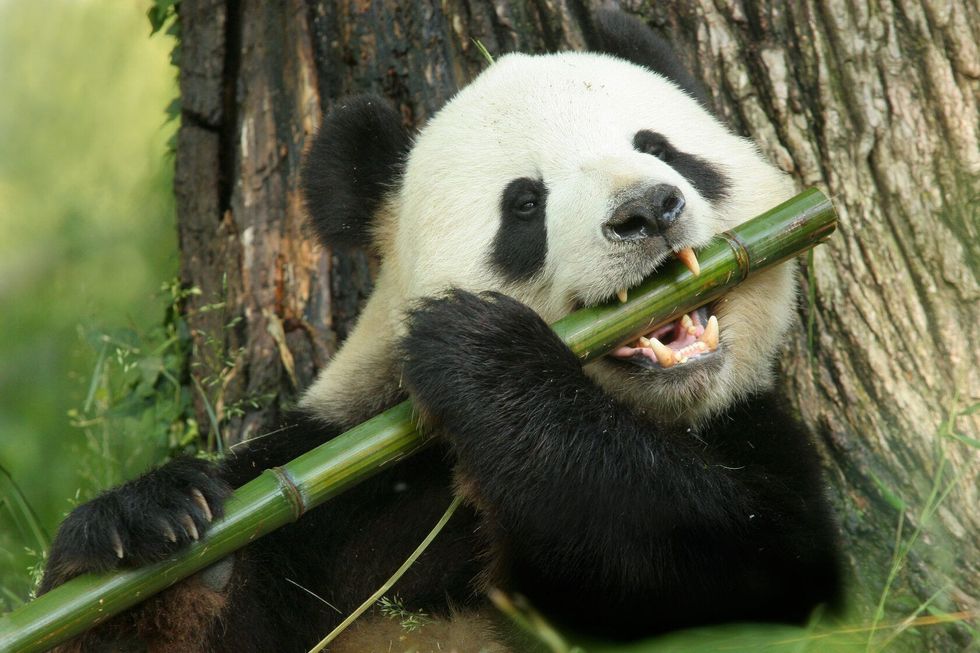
[302,51,797,426]
[396,53,726,311]
[382,52,797,423]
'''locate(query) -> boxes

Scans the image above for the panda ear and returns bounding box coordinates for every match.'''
[589,10,713,111]
[301,95,411,249]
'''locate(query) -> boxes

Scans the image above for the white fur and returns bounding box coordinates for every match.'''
[302,52,797,426]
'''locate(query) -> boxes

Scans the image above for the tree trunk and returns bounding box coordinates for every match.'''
[174,1,978,649]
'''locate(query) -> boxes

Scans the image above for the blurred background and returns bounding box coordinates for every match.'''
[0,0,178,605]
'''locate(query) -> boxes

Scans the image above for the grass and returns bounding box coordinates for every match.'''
[863,394,977,652]
[0,0,179,607]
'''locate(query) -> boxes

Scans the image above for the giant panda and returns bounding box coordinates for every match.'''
[39,10,841,652]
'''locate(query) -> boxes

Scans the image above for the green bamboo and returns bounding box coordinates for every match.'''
[0,188,836,653]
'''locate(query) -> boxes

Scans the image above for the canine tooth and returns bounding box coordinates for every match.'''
[649,337,677,368]
[637,336,653,349]
[701,315,719,351]
[616,288,628,304]
[677,248,700,276]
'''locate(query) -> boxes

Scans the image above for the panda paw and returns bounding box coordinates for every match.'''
[39,457,231,593]
[401,290,580,420]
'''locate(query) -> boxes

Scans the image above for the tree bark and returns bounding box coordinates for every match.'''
[174,1,978,649]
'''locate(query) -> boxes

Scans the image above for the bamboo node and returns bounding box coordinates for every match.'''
[269,466,307,520]
[718,230,752,282]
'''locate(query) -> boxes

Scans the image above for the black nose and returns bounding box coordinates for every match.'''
[603,185,686,242]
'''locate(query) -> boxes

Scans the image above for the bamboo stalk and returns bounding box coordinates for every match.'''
[0,188,836,653]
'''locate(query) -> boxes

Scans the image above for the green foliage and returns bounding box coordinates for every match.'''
[147,0,179,37]
[377,595,433,633]
[148,0,181,154]
[0,279,204,608]
[0,0,180,606]
[472,38,495,66]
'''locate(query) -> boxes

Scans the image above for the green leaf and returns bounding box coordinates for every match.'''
[947,431,980,449]
[0,466,49,552]
[870,471,907,512]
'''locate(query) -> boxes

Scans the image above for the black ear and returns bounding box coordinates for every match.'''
[301,95,411,249]
[590,10,712,110]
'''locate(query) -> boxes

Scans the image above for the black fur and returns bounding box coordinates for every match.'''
[491,177,549,281]
[590,9,713,110]
[300,95,411,249]
[42,288,841,647]
[39,457,231,593]
[41,412,484,651]
[401,291,841,638]
[634,130,730,202]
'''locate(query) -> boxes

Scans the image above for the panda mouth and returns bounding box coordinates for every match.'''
[610,304,719,369]
[606,246,719,369]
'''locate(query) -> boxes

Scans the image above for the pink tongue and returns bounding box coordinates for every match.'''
[660,314,704,352]
[610,312,705,359]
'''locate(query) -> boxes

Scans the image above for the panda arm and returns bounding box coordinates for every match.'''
[402,291,840,633]
[218,411,343,487]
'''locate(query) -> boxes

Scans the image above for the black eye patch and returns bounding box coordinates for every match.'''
[633,130,730,202]
[490,177,548,281]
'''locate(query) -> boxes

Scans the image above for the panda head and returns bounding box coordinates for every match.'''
[300,13,797,426]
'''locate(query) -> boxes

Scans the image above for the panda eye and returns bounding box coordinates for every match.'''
[501,177,547,221]
[633,130,673,162]
[646,145,667,159]
[516,198,538,214]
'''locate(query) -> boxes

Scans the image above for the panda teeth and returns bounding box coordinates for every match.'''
[648,337,677,368]
[700,315,719,351]
[616,288,628,303]
[681,313,698,336]
[676,248,701,276]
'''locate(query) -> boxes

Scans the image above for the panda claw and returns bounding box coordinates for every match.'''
[110,529,125,559]
[190,487,213,523]
[179,514,200,541]
[649,337,677,368]
[161,521,178,543]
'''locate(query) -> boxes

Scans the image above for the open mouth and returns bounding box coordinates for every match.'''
[611,305,718,369]
[609,247,720,370]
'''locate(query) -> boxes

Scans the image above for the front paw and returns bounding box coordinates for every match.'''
[400,290,579,420]
[40,457,231,593]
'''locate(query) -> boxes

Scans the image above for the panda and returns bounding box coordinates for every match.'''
[39,10,841,652]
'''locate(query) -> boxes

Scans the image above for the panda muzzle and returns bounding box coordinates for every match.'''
[603,184,686,243]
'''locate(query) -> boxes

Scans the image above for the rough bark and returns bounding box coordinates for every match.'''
[174,1,978,649]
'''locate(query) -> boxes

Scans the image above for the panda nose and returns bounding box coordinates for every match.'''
[603,185,686,242]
